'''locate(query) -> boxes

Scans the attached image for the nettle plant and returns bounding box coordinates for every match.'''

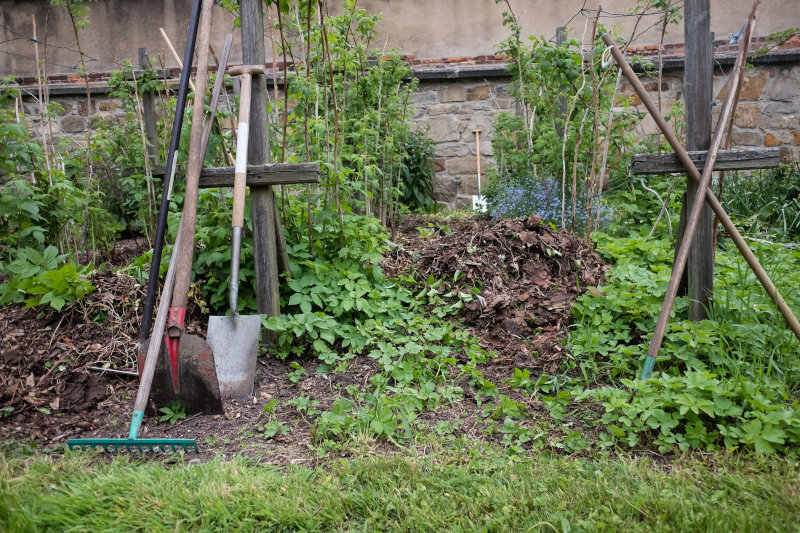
[487,2,640,237]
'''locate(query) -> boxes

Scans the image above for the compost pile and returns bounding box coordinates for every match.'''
[385,215,608,375]
[0,238,160,444]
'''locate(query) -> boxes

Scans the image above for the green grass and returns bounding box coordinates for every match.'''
[2,442,799,532]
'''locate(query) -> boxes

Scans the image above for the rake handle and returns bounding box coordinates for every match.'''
[131,222,182,438]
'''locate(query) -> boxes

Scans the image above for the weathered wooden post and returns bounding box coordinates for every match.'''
[678,0,714,320]
[240,0,280,336]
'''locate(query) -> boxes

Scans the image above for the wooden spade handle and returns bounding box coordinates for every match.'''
[232,72,253,228]
[170,0,214,312]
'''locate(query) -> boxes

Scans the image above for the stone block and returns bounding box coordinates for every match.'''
[719,71,768,101]
[460,174,490,195]
[733,103,763,128]
[772,130,797,145]
[440,85,466,103]
[453,195,475,210]
[447,155,488,175]
[460,117,494,144]
[793,130,800,146]
[730,130,763,146]
[764,101,798,114]
[759,113,799,130]
[61,115,87,133]
[435,142,470,157]
[416,115,460,143]
[493,96,515,110]
[411,90,438,105]
[23,103,41,116]
[56,102,73,116]
[425,103,461,116]
[97,100,119,111]
[433,158,445,172]
[432,174,458,202]
[77,101,96,117]
[764,132,782,147]
[466,85,491,101]
[767,77,800,102]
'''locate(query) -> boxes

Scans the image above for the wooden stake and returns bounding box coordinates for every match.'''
[602,4,800,378]
[160,28,196,93]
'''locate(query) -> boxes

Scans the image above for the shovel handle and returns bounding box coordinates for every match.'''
[232,72,253,229]
[170,0,215,312]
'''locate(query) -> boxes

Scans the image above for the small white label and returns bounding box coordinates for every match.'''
[235,122,249,174]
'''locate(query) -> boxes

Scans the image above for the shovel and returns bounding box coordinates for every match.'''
[206,65,265,399]
[141,35,234,415]
[156,0,222,415]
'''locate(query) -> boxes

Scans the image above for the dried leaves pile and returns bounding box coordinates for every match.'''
[0,269,144,441]
[384,215,608,374]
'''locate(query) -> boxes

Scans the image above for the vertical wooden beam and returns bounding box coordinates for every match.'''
[240,0,280,333]
[681,0,714,320]
[138,48,160,167]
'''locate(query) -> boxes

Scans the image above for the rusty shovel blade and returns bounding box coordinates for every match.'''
[139,334,223,415]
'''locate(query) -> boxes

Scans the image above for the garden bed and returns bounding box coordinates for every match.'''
[0,216,607,461]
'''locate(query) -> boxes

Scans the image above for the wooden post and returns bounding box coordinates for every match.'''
[138,48,160,167]
[240,0,280,336]
[679,0,714,320]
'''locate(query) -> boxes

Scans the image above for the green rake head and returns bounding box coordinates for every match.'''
[67,438,200,454]
[66,410,199,454]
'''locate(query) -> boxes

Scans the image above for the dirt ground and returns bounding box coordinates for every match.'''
[0,216,607,462]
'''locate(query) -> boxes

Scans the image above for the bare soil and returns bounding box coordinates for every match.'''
[0,216,607,462]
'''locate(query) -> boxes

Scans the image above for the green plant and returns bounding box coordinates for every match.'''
[158,403,187,425]
[0,246,95,312]
[487,8,641,234]
[287,362,307,384]
[567,230,800,453]
[719,164,800,239]
[398,130,436,210]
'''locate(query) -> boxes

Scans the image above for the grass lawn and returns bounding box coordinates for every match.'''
[2,441,799,532]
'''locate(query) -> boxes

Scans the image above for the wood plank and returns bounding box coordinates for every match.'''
[151,162,320,186]
[198,163,320,188]
[632,147,790,175]
[682,0,714,321]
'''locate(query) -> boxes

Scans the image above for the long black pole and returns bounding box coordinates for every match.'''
[140,0,202,341]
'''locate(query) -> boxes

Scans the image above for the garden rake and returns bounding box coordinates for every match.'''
[68,219,199,453]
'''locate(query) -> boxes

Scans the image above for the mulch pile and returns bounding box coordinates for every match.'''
[384,215,607,375]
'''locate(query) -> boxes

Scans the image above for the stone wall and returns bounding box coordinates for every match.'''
[409,77,513,209]
[22,92,123,149]
[413,59,800,208]
[14,55,800,209]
